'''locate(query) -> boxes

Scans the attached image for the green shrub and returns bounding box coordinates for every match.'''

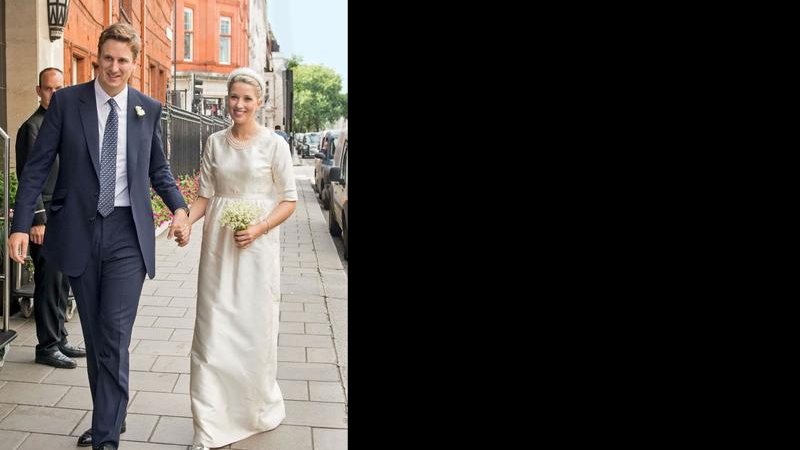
[0,171,18,248]
[0,170,19,210]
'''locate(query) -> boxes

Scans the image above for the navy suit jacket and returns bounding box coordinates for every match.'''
[11,81,187,279]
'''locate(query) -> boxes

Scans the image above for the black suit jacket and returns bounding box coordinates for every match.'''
[16,106,61,226]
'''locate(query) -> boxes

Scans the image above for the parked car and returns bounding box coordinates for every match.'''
[328,128,348,259]
[313,129,341,209]
[302,132,321,158]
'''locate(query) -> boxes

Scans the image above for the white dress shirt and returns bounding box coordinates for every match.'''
[94,79,130,207]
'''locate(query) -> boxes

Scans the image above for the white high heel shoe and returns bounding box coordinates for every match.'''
[189,445,209,450]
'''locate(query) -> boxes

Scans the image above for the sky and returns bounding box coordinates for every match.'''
[268,0,348,94]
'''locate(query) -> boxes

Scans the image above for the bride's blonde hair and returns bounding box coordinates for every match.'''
[226,67,266,101]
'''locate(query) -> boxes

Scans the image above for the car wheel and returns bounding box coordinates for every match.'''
[321,185,330,210]
[329,207,342,236]
[66,297,77,322]
[0,345,9,368]
[19,297,33,318]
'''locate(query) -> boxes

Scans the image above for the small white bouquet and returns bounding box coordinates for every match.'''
[219,200,263,232]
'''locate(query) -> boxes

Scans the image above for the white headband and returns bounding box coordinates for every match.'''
[226,67,266,100]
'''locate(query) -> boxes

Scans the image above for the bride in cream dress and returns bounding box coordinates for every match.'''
[184,68,297,450]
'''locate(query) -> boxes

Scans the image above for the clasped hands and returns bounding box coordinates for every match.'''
[167,209,191,247]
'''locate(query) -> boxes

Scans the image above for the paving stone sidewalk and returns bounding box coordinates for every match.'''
[0,177,348,450]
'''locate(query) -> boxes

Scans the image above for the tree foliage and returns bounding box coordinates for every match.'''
[292,64,347,132]
[287,55,303,71]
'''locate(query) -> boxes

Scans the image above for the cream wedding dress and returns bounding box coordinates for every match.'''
[190,126,297,448]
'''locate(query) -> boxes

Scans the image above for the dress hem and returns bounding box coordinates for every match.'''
[196,415,286,448]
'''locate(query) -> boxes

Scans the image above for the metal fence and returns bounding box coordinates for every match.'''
[161,104,229,178]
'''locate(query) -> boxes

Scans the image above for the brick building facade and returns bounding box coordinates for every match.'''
[173,0,250,117]
[2,0,281,170]
[64,0,175,104]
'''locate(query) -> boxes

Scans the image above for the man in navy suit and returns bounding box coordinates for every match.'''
[8,23,191,450]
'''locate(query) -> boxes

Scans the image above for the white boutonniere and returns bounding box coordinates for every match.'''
[135,105,145,117]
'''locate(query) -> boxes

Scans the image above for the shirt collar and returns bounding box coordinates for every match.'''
[94,78,128,111]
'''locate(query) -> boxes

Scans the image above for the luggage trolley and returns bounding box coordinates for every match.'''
[11,261,77,321]
[1,126,18,367]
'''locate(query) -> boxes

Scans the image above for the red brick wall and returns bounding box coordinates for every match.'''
[64,0,175,103]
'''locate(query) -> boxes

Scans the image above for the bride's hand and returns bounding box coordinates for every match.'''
[234,226,260,249]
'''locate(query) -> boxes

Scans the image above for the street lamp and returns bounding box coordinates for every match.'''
[47,0,70,42]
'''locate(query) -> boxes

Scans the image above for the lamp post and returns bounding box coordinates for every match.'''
[47,0,70,42]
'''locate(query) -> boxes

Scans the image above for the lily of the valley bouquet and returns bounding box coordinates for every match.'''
[219,200,263,232]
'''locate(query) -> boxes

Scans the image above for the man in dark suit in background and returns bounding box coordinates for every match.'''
[15,67,86,369]
[8,23,191,450]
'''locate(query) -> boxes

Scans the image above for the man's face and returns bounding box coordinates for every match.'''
[97,39,136,97]
[36,70,64,109]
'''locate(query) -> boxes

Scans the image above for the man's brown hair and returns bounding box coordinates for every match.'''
[98,22,141,60]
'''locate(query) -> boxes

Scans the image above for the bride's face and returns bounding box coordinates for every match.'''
[227,81,262,125]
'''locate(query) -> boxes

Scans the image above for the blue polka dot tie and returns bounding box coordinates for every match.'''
[97,98,118,217]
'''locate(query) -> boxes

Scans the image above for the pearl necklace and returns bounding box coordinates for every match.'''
[225,128,257,150]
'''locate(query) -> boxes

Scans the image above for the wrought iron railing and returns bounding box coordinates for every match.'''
[162,104,229,178]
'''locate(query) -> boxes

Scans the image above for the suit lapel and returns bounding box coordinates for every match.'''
[78,82,100,178]
[126,89,140,186]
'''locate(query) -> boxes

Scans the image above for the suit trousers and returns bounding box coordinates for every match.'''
[69,207,146,448]
[30,240,71,355]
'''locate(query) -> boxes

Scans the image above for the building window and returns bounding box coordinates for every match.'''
[71,56,78,85]
[71,48,90,85]
[120,0,133,23]
[159,68,165,101]
[149,63,158,98]
[219,16,231,64]
[183,8,193,61]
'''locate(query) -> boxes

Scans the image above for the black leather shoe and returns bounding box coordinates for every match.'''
[59,342,86,358]
[77,421,126,447]
[35,350,77,369]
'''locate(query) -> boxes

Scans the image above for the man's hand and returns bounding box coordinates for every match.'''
[167,209,191,247]
[7,232,30,264]
[30,224,46,245]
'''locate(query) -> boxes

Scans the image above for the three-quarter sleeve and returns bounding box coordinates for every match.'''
[198,135,215,198]
[271,137,297,202]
